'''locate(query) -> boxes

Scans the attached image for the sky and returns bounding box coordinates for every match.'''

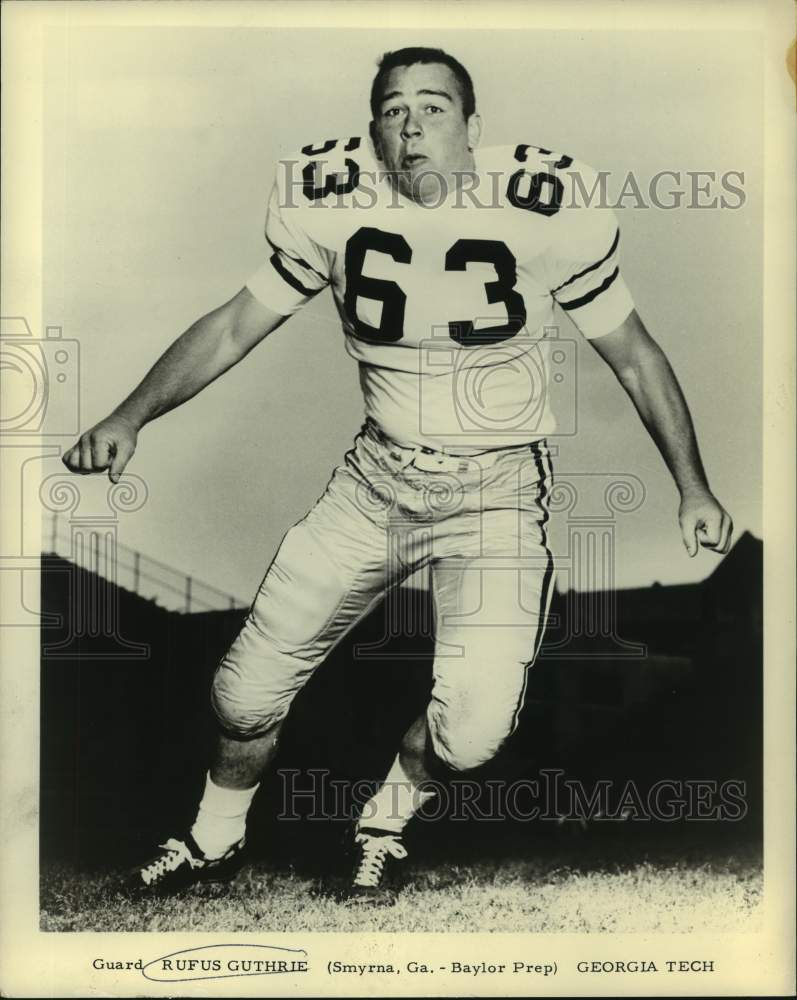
[40,25,762,605]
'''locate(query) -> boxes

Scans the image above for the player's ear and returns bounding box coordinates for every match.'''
[466,113,483,152]
[369,120,383,159]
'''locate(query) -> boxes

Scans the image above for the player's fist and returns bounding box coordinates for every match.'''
[678,490,733,557]
[62,414,139,483]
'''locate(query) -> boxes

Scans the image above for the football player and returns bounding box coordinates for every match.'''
[63,47,733,902]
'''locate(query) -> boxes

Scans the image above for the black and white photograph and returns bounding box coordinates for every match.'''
[1,1,794,996]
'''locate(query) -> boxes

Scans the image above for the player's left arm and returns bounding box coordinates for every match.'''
[589,308,733,556]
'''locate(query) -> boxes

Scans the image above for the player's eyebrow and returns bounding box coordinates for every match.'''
[380,88,454,106]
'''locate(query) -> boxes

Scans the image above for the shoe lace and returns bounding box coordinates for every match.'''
[353,832,408,888]
[140,837,199,886]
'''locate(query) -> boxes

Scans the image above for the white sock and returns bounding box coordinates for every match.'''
[190,773,259,859]
[358,755,436,835]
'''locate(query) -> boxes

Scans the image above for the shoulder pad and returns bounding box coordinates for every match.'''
[280,136,371,205]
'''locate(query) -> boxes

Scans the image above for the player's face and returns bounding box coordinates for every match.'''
[371,62,482,206]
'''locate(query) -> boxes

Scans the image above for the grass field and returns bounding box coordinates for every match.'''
[40,840,762,933]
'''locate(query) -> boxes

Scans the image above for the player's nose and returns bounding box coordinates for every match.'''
[401,114,423,139]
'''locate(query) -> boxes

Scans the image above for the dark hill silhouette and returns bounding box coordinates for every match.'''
[40,533,762,867]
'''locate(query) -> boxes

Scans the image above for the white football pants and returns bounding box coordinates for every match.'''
[211,422,555,772]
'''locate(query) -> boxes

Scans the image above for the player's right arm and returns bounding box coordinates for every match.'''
[65,142,337,482]
[62,288,286,482]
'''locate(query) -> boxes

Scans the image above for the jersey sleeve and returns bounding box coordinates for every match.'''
[547,171,635,339]
[245,161,332,316]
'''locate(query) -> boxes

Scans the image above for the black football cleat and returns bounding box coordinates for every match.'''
[341,826,408,905]
[124,832,246,896]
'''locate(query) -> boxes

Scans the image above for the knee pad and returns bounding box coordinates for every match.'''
[427,705,504,772]
[210,661,290,740]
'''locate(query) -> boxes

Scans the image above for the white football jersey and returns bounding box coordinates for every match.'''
[246,136,634,450]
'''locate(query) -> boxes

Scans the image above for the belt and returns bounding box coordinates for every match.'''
[364,420,542,473]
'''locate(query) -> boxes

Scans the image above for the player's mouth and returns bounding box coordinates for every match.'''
[402,153,429,169]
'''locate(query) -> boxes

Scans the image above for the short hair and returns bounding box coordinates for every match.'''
[370,47,476,120]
